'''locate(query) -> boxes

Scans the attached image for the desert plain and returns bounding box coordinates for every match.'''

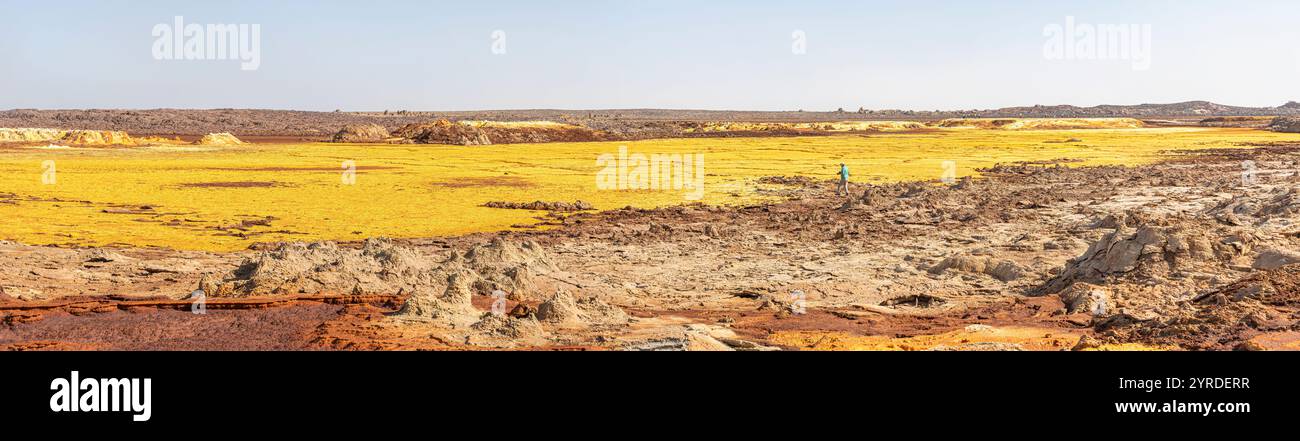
[3,109,1300,351]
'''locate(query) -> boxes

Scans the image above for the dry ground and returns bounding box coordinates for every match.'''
[4,143,1300,351]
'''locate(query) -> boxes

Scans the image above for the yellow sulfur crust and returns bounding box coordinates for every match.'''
[1,127,1296,251]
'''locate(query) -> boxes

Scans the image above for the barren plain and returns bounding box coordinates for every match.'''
[3,115,1300,351]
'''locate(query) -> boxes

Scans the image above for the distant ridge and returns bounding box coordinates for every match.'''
[981,101,1300,118]
[2,101,1298,137]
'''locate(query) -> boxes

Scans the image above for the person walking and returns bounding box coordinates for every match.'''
[836,163,850,195]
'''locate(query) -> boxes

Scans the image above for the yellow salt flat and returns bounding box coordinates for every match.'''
[1,127,1296,251]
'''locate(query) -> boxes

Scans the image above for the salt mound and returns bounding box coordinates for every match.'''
[390,238,559,321]
[535,290,629,328]
[452,237,558,298]
[61,130,136,145]
[332,123,391,143]
[928,255,1025,282]
[204,238,439,297]
[392,271,480,326]
[194,133,245,146]
[207,237,562,329]
[469,314,546,339]
[0,128,65,143]
[0,128,137,145]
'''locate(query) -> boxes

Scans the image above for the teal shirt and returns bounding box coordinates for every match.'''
[838,166,850,181]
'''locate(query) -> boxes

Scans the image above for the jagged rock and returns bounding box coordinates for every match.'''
[1071,335,1103,351]
[392,120,490,145]
[508,303,536,319]
[1039,224,1227,294]
[859,187,888,206]
[1207,188,1300,225]
[1268,116,1300,133]
[1253,249,1300,271]
[1057,282,1111,316]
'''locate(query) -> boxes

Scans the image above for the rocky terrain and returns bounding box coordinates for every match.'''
[1269,116,1300,133]
[3,142,1299,350]
[388,120,606,145]
[4,101,1299,141]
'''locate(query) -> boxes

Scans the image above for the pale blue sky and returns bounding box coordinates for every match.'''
[2,0,1298,111]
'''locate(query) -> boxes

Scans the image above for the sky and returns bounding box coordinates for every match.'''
[2,0,1298,111]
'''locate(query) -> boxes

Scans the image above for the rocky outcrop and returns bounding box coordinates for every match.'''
[332,123,392,143]
[1038,223,1248,295]
[1208,188,1300,226]
[392,120,492,145]
[1253,249,1300,271]
[1268,116,1300,133]
[390,120,607,146]
[1100,264,1300,350]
